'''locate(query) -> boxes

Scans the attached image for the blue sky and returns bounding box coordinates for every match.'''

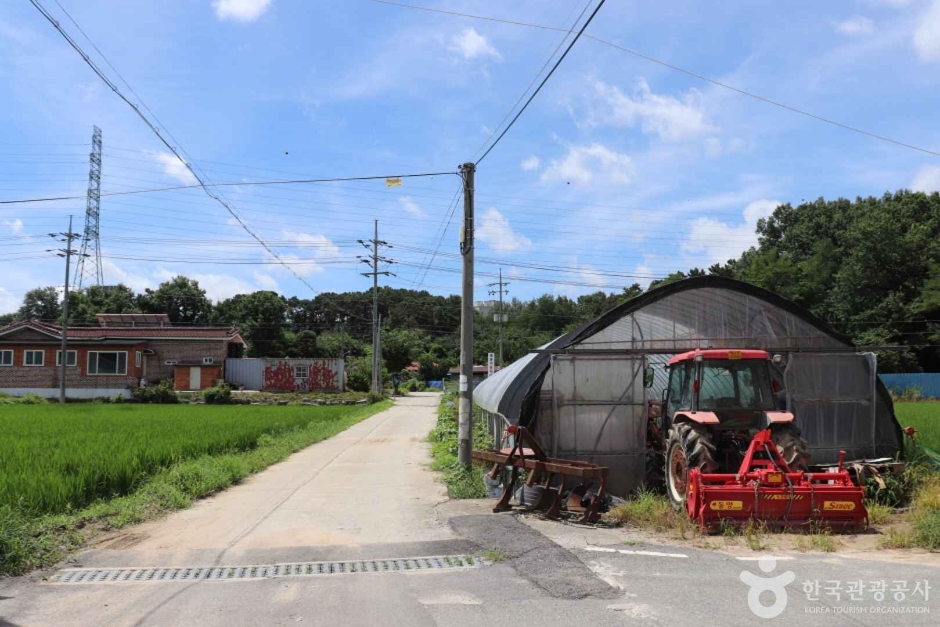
[1,0,940,314]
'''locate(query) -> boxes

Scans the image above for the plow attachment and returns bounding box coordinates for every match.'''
[687,429,868,531]
[471,426,609,524]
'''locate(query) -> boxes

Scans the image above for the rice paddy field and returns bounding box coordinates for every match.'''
[894,401,940,451]
[0,403,372,515]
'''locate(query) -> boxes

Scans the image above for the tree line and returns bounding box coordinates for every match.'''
[2,189,938,375]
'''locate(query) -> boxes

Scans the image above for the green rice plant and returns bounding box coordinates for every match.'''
[0,403,385,515]
[895,401,940,451]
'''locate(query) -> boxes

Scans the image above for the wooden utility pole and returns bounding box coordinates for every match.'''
[51,216,82,404]
[488,267,509,367]
[457,162,476,469]
[359,220,393,394]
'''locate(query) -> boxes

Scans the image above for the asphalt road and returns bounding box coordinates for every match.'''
[2,393,938,627]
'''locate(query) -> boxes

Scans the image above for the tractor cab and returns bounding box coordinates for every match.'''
[661,349,809,509]
[663,349,782,433]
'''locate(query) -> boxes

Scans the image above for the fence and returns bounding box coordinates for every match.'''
[879,373,940,399]
[225,358,344,392]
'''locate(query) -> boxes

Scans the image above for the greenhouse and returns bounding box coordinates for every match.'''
[473,276,903,496]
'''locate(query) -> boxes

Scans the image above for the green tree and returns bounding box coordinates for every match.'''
[138,276,213,324]
[284,329,318,357]
[212,291,288,357]
[68,284,140,324]
[18,287,61,323]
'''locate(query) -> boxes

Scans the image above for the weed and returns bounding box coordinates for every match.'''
[608,491,680,532]
[482,549,506,563]
[865,501,893,526]
[426,393,490,499]
[743,520,769,551]
[879,527,917,549]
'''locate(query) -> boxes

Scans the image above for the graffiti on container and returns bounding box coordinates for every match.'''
[263,360,340,392]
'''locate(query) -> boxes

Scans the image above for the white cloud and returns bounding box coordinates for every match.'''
[476,208,532,253]
[914,0,940,62]
[271,231,341,276]
[104,259,156,293]
[683,199,781,265]
[3,218,23,234]
[520,156,541,171]
[911,165,940,192]
[212,0,272,22]
[152,267,275,301]
[398,196,426,217]
[0,288,19,315]
[835,16,875,36]
[153,152,198,185]
[449,28,500,60]
[584,79,716,141]
[252,271,280,292]
[541,143,634,186]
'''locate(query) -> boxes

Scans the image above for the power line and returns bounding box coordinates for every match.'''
[26,0,454,322]
[412,183,463,289]
[372,0,940,160]
[475,0,606,165]
[470,0,593,162]
[0,171,456,205]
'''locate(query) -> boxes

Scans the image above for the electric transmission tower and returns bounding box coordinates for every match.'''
[75,126,103,289]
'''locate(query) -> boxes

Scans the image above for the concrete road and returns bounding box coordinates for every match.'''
[2,392,939,627]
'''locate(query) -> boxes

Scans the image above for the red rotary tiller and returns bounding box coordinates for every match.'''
[686,428,868,530]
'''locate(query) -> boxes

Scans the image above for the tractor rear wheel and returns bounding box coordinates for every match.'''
[771,423,810,471]
[665,422,717,509]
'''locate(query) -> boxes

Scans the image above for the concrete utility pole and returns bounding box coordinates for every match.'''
[488,268,510,367]
[50,216,83,404]
[359,220,394,394]
[457,162,476,469]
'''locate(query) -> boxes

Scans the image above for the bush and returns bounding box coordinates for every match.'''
[0,393,49,405]
[131,379,178,404]
[367,391,385,405]
[203,384,233,405]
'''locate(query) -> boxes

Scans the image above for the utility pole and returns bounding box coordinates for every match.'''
[49,216,83,404]
[457,162,476,469]
[487,268,510,367]
[359,220,394,394]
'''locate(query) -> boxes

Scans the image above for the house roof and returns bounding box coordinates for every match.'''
[0,319,244,343]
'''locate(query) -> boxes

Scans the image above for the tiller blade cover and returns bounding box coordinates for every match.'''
[686,429,868,530]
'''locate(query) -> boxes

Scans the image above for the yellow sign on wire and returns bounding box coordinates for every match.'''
[385,177,403,187]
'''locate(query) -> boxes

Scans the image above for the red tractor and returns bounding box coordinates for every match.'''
[660,349,866,529]
[662,349,806,508]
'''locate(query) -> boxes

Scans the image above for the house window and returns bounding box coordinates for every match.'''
[88,351,128,375]
[56,350,78,367]
[0,350,11,366]
[294,365,309,379]
[23,350,45,366]
[135,351,142,368]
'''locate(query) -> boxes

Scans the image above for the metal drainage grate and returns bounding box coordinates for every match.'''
[49,555,482,584]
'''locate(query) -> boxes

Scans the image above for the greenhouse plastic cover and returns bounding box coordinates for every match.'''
[474,276,902,477]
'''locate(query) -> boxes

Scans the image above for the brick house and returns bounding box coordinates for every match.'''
[0,314,244,398]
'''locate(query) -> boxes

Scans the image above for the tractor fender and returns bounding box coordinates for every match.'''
[760,411,794,428]
[673,410,720,426]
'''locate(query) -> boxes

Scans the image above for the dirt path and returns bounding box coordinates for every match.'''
[92,392,454,563]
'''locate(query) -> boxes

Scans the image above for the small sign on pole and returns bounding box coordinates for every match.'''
[487,352,495,377]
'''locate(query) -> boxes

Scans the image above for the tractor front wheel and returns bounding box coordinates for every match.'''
[771,423,810,471]
[665,422,717,510]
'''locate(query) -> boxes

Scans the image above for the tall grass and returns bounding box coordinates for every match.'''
[0,403,378,515]
[427,393,490,498]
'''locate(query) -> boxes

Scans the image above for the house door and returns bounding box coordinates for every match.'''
[189,367,201,390]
